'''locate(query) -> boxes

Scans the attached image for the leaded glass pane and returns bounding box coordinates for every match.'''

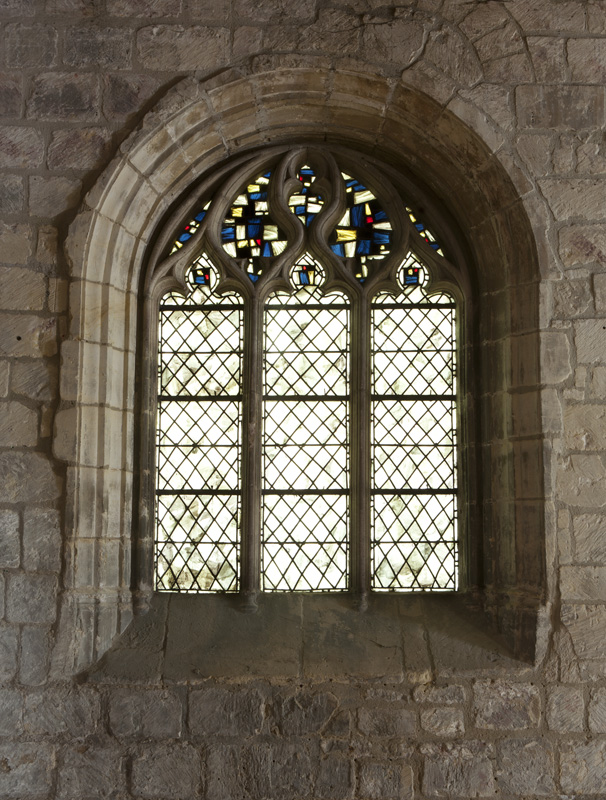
[371,252,457,591]
[156,259,243,592]
[262,254,349,591]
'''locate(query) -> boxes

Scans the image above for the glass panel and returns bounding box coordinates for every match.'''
[262,254,349,591]
[156,261,243,592]
[371,252,457,591]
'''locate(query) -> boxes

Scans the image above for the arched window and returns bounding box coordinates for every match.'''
[148,146,465,607]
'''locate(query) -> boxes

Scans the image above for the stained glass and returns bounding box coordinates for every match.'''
[155,260,243,592]
[288,165,324,227]
[221,171,288,281]
[371,252,457,591]
[406,207,444,256]
[170,202,210,253]
[261,254,349,591]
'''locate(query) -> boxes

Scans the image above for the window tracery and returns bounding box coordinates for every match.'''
[152,146,462,606]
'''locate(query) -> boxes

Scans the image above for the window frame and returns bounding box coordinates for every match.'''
[135,144,474,610]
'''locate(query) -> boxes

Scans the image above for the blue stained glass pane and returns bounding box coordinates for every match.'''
[351,205,365,226]
[249,192,265,200]
[430,243,439,250]
[262,242,272,257]
[415,223,424,231]
[346,179,356,188]
[374,210,387,221]
[373,232,390,245]
[247,221,261,237]
[194,212,206,222]
[299,271,310,285]
[331,243,345,256]
[356,240,371,255]
[306,214,315,226]
[263,171,271,178]
[179,233,191,243]
[354,182,366,191]
[249,274,259,282]
[222,227,235,240]
[295,206,306,215]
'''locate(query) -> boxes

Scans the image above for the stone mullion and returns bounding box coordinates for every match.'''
[350,296,371,607]
[240,294,263,610]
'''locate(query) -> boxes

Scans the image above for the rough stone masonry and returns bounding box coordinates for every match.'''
[2,0,606,797]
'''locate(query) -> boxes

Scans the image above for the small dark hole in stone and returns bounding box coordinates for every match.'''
[16,336,21,340]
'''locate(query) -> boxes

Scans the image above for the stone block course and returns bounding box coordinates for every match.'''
[6,573,57,623]
[358,761,413,800]
[63,26,133,68]
[546,684,584,732]
[109,688,181,737]
[131,743,202,798]
[472,680,540,730]
[27,73,100,121]
[189,687,264,737]
[5,23,58,68]
[0,742,53,797]
[57,745,125,798]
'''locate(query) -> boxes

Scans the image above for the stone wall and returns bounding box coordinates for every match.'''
[1,0,606,796]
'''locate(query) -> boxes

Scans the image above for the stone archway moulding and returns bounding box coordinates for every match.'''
[52,67,547,674]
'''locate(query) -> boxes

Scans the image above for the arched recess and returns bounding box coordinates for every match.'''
[52,68,546,674]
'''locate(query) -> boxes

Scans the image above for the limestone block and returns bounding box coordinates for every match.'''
[22,509,61,572]
[561,740,606,793]
[0,267,46,312]
[508,0,586,31]
[102,73,161,120]
[189,687,264,736]
[234,0,315,23]
[528,36,567,82]
[264,10,360,55]
[48,128,111,171]
[594,272,606,312]
[361,19,424,66]
[136,25,229,70]
[553,277,593,318]
[107,0,181,15]
[0,688,23,735]
[473,680,540,729]
[0,400,37,446]
[0,174,24,214]
[569,38,606,83]
[29,175,82,218]
[421,707,464,737]
[19,625,51,685]
[423,27,482,87]
[27,73,100,122]
[358,706,417,737]
[314,756,352,800]
[0,223,32,265]
[540,179,606,222]
[57,746,125,799]
[0,625,18,681]
[576,319,606,363]
[131,743,202,799]
[459,2,509,39]
[6,573,58,624]
[36,225,58,266]
[412,684,466,705]
[232,26,263,59]
[540,331,572,384]
[496,738,555,795]
[0,509,19,568]
[64,26,132,68]
[559,224,606,268]
[562,603,606,660]
[546,684,584,732]
[358,761,413,800]
[0,313,56,358]
[24,688,100,736]
[573,513,606,561]
[421,741,495,797]
[0,361,8,397]
[0,452,60,502]
[0,74,22,117]
[0,743,52,797]
[0,126,44,169]
[585,687,606,734]
[11,360,56,403]
[516,85,604,130]
[565,404,606,451]
[557,454,606,507]
[6,23,57,67]
[109,689,182,738]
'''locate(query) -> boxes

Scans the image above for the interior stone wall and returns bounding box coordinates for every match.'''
[1,0,606,796]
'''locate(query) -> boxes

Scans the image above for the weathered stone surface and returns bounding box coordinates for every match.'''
[0,452,60,502]
[0,126,44,169]
[509,0,586,31]
[29,176,82,218]
[424,26,482,86]
[473,681,540,730]
[565,404,606,451]
[0,75,22,116]
[234,0,315,23]
[361,19,424,66]
[22,509,61,572]
[136,25,229,70]
[421,741,495,797]
[6,573,58,624]
[516,85,604,130]
[546,684,584,732]
[588,687,606,733]
[64,26,132,68]
[0,267,46,311]
[264,9,360,55]
[413,684,466,705]
[562,604,606,660]
[275,691,338,736]
[0,743,53,797]
[420,707,464,736]
[107,0,181,15]
[109,689,181,737]
[27,73,99,121]
[57,746,124,799]
[102,73,160,118]
[496,738,555,795]
[561,740,606,793]
[0,509,20,568]
[11,360,56,403]
[0,174,24,214]
[576,319,606,363]
[0,624,18,681]
[573,513,606,561]
[189,687,263,737]
[540,179,606,222]
[540,331,572,384]
[553,277,593,318]
[559,225,606,268]
[315,756,352,799]
[358,761,413,800]
[557,454,606,507]
[0,400,37,446]
[48,128,111,170]
[20,625,51,685]
[561,566,606,602]
[568,37,606,83]
[358,706,417,737]
[0,689,23,736]
[6,23,57,67]
[0,222,32,263]
[131,743,201,799]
